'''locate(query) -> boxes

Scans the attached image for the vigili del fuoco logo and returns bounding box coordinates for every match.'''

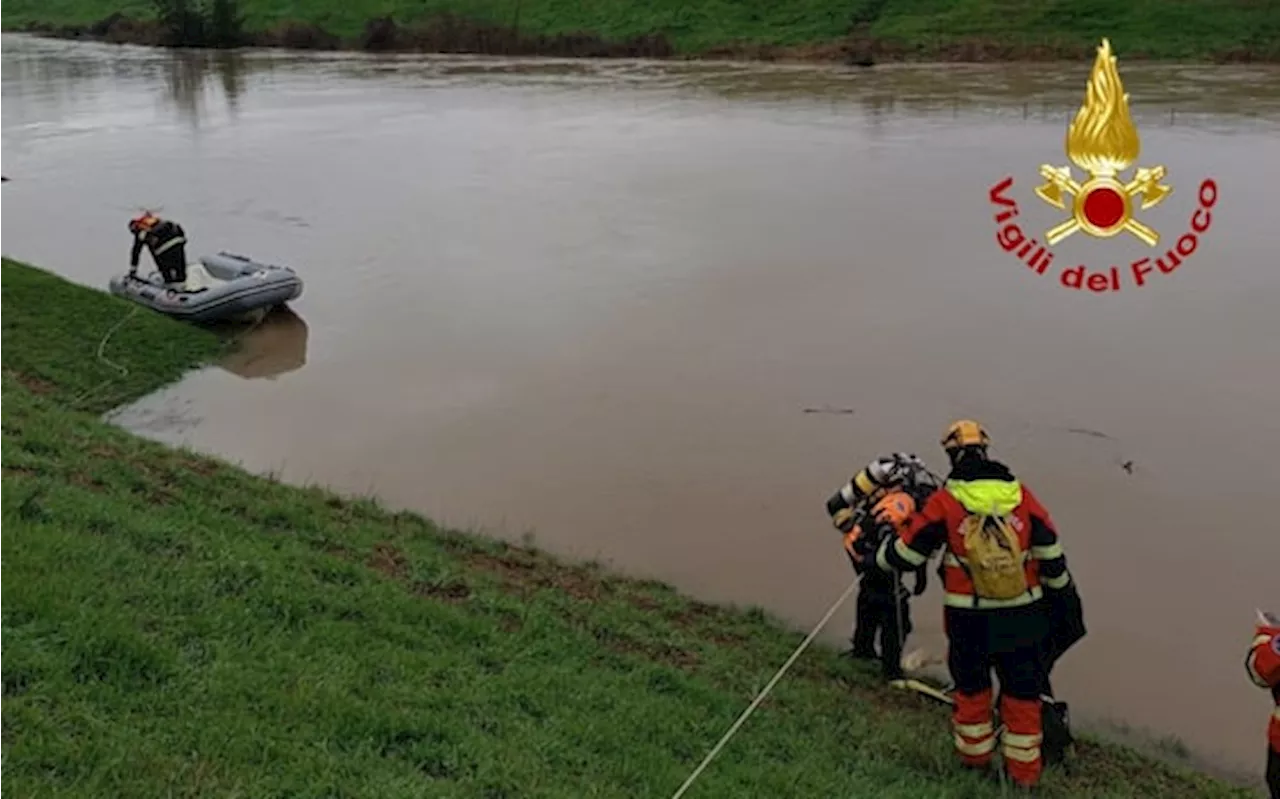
[987,38,1218,293]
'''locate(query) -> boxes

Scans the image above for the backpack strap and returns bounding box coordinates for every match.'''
[994,512,1034,603]
[956,556,980,609]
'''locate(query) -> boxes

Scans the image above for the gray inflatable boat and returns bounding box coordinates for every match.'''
[109,251,303,323]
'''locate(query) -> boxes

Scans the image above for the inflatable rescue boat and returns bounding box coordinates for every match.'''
[109,252,303,324]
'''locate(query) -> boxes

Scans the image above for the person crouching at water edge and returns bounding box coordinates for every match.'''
[129,212,188,286]
[873,421,1076,791]
[826,453,942,680]
[1245,610,1280,798]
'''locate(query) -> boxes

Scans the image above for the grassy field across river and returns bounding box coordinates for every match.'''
[0,256,1260,796]
[3,0,1279,62]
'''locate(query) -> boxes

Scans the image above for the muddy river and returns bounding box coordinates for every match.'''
[4,33,1279,782]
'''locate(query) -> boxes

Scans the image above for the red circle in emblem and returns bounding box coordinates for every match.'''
[1082,186,1126,230]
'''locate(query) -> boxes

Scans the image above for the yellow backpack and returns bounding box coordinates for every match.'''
[957,513,1030,601]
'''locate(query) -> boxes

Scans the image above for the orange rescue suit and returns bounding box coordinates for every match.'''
[1245,623,1280,753]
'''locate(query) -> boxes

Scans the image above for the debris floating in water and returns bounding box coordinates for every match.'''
[802,406,855,415]
[1065,426,1116,440]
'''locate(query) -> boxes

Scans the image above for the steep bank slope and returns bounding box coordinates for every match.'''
[4,0,1278,61]
[0,257,1256,797]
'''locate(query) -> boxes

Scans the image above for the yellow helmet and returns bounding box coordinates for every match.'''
[941,419,990,452]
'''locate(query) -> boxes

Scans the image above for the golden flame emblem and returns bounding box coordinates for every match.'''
[1034,39,1172,246]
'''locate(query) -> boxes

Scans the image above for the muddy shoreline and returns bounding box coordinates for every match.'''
[10,14,1278,65]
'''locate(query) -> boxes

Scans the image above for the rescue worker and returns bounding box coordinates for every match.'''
[1245,611,1280,798]
[874,421,1074,790]
[129,212,188,286]
[826,454,942,680]
[840,491,920,680]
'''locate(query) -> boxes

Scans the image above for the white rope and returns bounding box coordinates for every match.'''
[73,291,261,410]
[96,306,140,377]
[70,306,142,410]
[669,578,859,799]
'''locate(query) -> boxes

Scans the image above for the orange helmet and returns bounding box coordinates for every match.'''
[941,419,990,453]
[129,213,160,234]
[870,490,916,531]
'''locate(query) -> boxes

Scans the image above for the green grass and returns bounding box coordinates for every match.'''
[0,255,1258,797]
[866,0,1280,60]
[1,259,225,413]
[3,0,1278,59]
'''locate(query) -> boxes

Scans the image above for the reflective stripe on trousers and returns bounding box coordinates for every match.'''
[954,731,996,758]
[999,694,1044,787]
[952,687,996,767]
[1001,730,1043,763]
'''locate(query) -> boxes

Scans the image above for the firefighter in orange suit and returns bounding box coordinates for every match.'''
[1245,614,1280,798]
[874,420,1073,790]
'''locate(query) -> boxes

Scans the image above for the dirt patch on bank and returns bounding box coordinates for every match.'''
[17,14,1279,64]
[454,544,608,602]
[6,371,57,396]
[367,541,410,580]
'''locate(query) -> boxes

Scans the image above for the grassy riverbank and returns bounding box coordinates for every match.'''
[0,256,1257,797]
[4,0,1279,62]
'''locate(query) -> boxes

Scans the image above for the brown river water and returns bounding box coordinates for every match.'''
[4,33,1280,783]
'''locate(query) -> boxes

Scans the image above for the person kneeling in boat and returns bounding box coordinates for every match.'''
[129,212,188,287]
[826,453,942,680]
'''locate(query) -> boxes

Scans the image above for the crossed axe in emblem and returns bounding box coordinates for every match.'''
[1034,165,1172,247]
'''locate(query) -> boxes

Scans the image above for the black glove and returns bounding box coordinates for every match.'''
[851,528,881,563]
[911,566,929,596]
[855,518,892,560]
